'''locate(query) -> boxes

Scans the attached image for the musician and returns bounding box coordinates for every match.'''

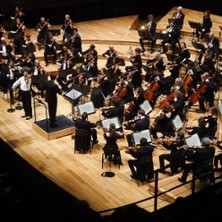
[179,42,190,64]
[0,25,5,39]
[161,21,180,54]
[57,45,71,63]
[61,14,74,42]
[44,32,57,66]
[129,63,142,89]
[139,14,156,53]
[75,112,98,145]
[82,44,98,62]
[125,87,145,121]
[167,58,180,81]
[150,104,174,139]
[20,55,34,73]
[126,48,142,72]
[101,97,124,123]
[200,49,215,73]
[22,34,35,61]
[188,117,207,139]
[11,6,25,22]
[12,18,26,55]
[103,123,123,165]
[102,45,118,66]
[125,109,150,146]
[36,17,51,45]
[69,28,82,56]
[178,137,215,183]
[42,73,62,127]
[12,70,32,120]
[0,37,7,57]
[171,91,186,121]
[127,138,154,182]
[171,6,185,30]
[207,32,220,58]
[159,130,186,174]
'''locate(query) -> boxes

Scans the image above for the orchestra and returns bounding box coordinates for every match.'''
[0,4,222,187]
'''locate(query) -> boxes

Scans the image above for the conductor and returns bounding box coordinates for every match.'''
[43,73,62,127]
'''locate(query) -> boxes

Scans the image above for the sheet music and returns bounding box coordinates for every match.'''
[139,100,152,115]
[218,100,222,115]
[133,129,151,145]
[76,102,95,116]
[101,117,121,129]
[64,89,82,101]
[185,133,201,147]
[172,115,183,131]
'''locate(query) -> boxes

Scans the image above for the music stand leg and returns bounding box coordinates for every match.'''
[7,90,15,113]
[101,157,115,177]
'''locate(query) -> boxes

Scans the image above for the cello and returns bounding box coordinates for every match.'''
[110,84,128,105]
[183,74,193,94]
[144,80,159,101]
[159,91,175,109]
[189,82,207,104]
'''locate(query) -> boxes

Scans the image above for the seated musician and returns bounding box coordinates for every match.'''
[36,17,51,47]
[82,44,98,62]
[171,6,185,30]
[150,104,174,140]
[66,66,85,86]
[158,130,186,174]
[179,42,190,64]
[22,34,35,61]
[75,112,98,145]
[126,48,142,72]
[44,32,57,66]
[207,33,220,58]
[178,137,215,183]
[103,123,123,165]
[171,91,186,121]
[20,55,34,72]
[161,21,180,54]
[200,50,215,74]
[0,37,7,58]
[145,52,164,83]
[125,109,150,146]
[127,138,155,182]
[196,10,212,40]
[102,45,118,66]
[125,87,145,121]
[139,14,156,53]
[128,63,142,89]
[69,28,82,56]
[101,97,124,123]
[188,117,207,139]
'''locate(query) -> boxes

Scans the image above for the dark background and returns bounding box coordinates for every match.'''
[0,0,220,27]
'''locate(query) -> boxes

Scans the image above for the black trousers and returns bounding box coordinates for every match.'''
[199,94,214,111]
[21,90,32,117]
[48,102,57,126]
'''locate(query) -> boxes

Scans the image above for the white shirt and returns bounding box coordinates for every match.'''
[12,76,31,91]
[0,45,7,57]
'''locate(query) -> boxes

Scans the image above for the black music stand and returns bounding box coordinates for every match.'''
[188,21,201,40]
[166,53,178,62]
[192,41,205,53]
[155,32,167,40]
[142,64,153,75]
[168,18,176,24]
[73,83,90,97]
[115,57,125,66]
[56,43,65,51]
[49,29,60,36]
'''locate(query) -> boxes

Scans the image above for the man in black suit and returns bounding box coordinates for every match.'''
[171,6,185,30]
[127,138,155,182]
[75,112,98,144]
[178,137,215,183]
[43,73,62,127]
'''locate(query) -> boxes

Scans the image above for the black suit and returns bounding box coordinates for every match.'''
[128,144,154,181]
[172,12,185,29]
[196,17,212,39]
[43,80,62,126]
[75,118,97,143]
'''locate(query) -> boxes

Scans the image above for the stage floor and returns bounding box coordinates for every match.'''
[1,8,222,215]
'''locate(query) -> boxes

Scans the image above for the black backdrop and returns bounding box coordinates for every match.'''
[1,0,220,27]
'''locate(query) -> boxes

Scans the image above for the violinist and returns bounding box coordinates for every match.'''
[57,45,71,65]
[125,87,145,121]
[158,130,186,174]
[102,45,118,66]
[196,10,212,40]
[20,55,34,72]
[44,32,57,66]
[178,42,190,64]
[36,17,51,46]
[139,14,156,53]
[125,48,142,72]
[22,34,35,61]
[12,18,26,55]
[12,70,32,120]
[171,6,185,30]
[61,15,74,42]
[129,63,142,89]
[82,44,98,62]
[161,21,180,54]
[200,49,216,74]
[101,97,124,123]
[11,6,25,22]
[207,33,220,58]
[188,117,207,139]
[171,91,186,121]
[125,109,150,146]
[0,37,7,58]
[69,28,82,56]
[150,104,174,140]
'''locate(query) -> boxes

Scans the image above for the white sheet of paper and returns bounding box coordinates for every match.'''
[218,100,222,115]
[101,117,121,129]
[133,129,151,145]
[139,100,152,115]
[77,102,95,115]
[65,89,82,100]
[185,133,201,147]
[172,115,183,131]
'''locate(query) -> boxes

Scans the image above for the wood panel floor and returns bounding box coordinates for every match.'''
[1,8,222,214]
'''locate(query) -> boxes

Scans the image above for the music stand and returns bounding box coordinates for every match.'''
[138,29,145,37]
[132,129,151,146]
[168,18,176,24]
[172,115,183,131]
[166,53,178,62]
[115,57,125,66]
[192,41,205,58]
[155,32,167,40]
[142,64,153,75]
[185,133,201,147]
[188,21,201,40]
[101,117,121,130]
[139,100,152,115]
[49,29,60,36]
[58,69,68,78]
[56,44,65,51]
[76,101,95,116]
[73,83,90,97]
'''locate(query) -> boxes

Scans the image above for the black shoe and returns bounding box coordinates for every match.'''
[26,116,32,120]
[21,115,27,118]
[92,140,99,145]
[130,175,138,180]
[178,177,186,183]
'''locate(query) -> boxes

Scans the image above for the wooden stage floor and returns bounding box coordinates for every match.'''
[1,8,222,214]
